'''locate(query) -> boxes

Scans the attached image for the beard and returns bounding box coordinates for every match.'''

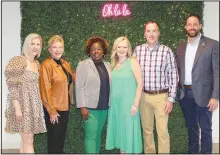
[186,29,200,38]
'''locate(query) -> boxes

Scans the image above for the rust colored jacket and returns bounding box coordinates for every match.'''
[39,57,75,117]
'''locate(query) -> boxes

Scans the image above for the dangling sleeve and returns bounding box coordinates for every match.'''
[4,56,26,101]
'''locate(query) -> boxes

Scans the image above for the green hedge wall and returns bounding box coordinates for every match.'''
[20,1,203,153]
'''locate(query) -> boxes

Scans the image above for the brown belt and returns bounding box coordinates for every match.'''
[184,85,192,89]
[144,89,168,94]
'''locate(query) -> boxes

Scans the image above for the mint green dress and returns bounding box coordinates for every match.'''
[105,58,142,153]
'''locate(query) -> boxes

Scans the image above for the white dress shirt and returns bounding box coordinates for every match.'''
[184,33,201,85]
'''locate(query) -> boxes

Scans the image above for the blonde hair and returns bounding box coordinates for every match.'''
[21,33,42,58]
[111,36,132,69]
[48,35,64,47]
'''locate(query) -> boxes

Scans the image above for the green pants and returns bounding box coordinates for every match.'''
[84,109,108,153]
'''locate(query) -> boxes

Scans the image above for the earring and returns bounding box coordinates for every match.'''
[103,55,106,59]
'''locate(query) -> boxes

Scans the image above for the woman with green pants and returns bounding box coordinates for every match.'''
[75,36,111,153]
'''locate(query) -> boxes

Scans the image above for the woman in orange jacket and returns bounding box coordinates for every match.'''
[39,35,75,154]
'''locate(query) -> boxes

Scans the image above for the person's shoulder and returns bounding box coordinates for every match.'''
[159,44,173,52]
[129,56,137,61]
[40,57,53,67]
[129,56,139,65]
[175,40,187,49]
[7,56,26,68]
[77,58,91,66]
[9,55,26,63]
[61,58,71,65]
[5,56,27,75]
[203,36,219,44]
[134,43,146,49]
[41,57,51,63]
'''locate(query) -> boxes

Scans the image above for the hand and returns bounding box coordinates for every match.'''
[50,113,60,124]
[130,104,138,116]
[207,98,219,111]
[80,107,89,121]
[164,101,173,114]
[15,108,23,123]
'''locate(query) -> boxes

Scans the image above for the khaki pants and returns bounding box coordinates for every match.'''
[140,92,170,153]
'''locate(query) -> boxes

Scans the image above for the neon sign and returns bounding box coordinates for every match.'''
[101,3,131,18]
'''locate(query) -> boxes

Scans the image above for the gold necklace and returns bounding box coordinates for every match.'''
[115,58,127,71]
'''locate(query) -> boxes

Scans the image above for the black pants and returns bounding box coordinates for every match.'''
[44,107,69,154]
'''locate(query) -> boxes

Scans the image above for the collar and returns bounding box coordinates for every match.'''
[145,41,160,51]
[48,56,65,67]
[88,57,104,63]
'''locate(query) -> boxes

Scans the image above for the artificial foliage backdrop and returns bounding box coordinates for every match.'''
[20,1,203,153]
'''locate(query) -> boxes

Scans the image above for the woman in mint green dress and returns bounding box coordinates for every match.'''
[106,36,143,153]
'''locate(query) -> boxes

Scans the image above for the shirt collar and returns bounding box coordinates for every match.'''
[145,41,160,51]
[49,56,65,67]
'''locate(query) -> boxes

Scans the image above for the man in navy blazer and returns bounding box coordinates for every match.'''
[176,13,219,153]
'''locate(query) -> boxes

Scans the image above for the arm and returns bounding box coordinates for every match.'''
[166,49,179,103]
[39,63,58,117]
[130,58,143,116]
[75,62,90,120]
[75,62,87,108]
[207,41,219,111]
[211,41,219,100]
[4,56,26,121]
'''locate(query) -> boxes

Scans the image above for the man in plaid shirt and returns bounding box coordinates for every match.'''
[133,20,179,153]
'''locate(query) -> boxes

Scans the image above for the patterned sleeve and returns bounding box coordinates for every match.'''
[4,56,26,101]
[166,49,179,103]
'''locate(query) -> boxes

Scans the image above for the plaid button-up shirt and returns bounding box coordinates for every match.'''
[133,43,179,103]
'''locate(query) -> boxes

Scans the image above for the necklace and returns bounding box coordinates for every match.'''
[115,58,127,71]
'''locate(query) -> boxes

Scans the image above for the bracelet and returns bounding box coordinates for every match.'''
[133,104,138,108]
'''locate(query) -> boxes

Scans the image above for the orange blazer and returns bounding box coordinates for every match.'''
[39,57,75,117]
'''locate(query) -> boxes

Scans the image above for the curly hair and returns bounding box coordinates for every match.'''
[85,36,109,56]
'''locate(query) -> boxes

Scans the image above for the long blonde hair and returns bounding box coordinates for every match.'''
[111,36,132,69]
[21,33,42,58]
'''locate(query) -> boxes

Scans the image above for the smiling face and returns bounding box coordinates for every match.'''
[116,40,129,58]
[90,42,104,61]
[48,41,64,60]
[185,16,202,38]
[144,22,160,47]
[29,38,41,57]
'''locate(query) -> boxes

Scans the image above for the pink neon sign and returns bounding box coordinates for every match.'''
[101,3,131,18]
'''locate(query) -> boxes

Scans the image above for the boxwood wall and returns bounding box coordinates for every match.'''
[20,1,203,153]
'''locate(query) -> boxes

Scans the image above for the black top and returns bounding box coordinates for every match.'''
[53,58,72,90]
[91,59,110,110]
